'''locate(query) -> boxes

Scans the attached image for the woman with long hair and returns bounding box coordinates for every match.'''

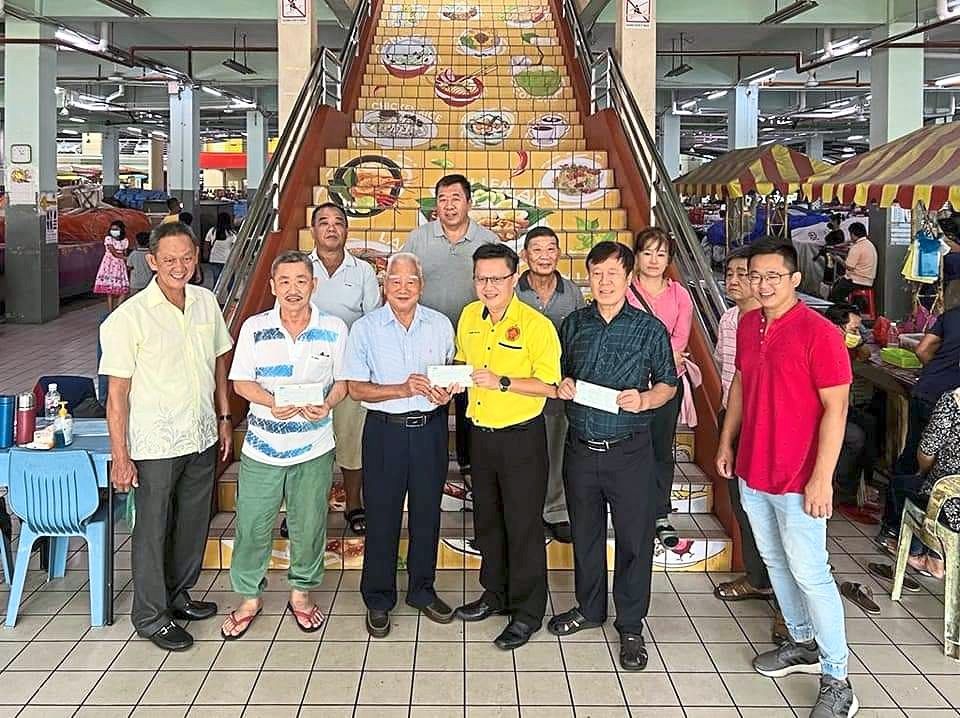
[205,212,238,287]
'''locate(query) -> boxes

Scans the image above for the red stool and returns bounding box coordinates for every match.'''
[848,287,877,321]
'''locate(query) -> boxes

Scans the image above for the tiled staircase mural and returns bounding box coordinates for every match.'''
[204,0,733,574]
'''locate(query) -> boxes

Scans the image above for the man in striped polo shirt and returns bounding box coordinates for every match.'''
[222,250,348,639]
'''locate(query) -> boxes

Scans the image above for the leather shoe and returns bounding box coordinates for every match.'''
[619,633,648,671]
[366,609,390,638]
[144,621,193,651]
[408,596,454,624]
[455,597,509,622]
[171,599,217,621]
[494,620,537,650]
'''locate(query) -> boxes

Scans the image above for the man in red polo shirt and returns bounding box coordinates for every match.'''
[716,238,858,718]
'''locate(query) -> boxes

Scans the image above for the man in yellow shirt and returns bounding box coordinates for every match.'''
[161,197,183,225]
[99,221,234,652]
[453,243,561,651]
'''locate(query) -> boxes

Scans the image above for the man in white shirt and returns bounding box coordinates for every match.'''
[308,202,381,536]
[223,250,348,638]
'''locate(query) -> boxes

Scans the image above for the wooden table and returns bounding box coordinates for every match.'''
[854,350,919,470]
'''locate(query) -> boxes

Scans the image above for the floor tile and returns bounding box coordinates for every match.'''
[560,641,616,671]
[852,644,920,674]
[248,670,311,705]
[879,674,951,708]
[411,670,464,704]
[6,640,74,670]
[213,639,270,669]
[84,670,154,705]
[618,672,679,705]
[670,672,734,706]
[302,670,361,704]
[566,672,625,706]
[0,670,50,704]
[465,670,518,705]
[357,669,412,705]
[364,639,416,670]
[312,640,367,670]
[516,670,571,705]
[657,642,716,672]
[140,669,206,704]
[193,670,258,705]
[18,707,79,718]
[30,670,101,704]
[465,642,514,671]
[721,672,788,707]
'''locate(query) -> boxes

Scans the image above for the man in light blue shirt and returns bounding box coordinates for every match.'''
[341,252,458,638]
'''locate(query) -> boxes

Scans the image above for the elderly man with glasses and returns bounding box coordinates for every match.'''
[452,243,561,651]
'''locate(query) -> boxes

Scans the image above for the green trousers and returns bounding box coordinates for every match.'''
[230,450,334,598]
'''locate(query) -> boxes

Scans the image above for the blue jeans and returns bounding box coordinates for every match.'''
[739,479,849,679]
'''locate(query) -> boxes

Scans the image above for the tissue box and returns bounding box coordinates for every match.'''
[880,347,922,369]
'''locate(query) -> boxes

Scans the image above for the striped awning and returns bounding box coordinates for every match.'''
[674,144,830,198]
[802,122,960,209]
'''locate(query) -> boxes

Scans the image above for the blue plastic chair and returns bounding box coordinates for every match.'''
[5,449,109,627]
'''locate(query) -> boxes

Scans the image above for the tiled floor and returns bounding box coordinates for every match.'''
[0,512,955,717]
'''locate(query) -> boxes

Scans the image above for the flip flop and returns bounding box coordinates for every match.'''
[345,508,367,536]
[866,561,921,593]
[287,602,325,633]
[840,581,880,615]
[220,607,262,641]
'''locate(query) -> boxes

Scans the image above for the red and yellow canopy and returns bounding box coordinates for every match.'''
[675,144,830,199]
[802,122,960,209]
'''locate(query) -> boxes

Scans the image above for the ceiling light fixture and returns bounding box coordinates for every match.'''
[744,67,779,85]
[761,0,819,24]
[664,33,695,79]
[706,89,729,100]
[934,72,960,87]
[680,99,698,110]
[223,27,257,75]
[202,86,224,97]
[95,0,149,16]
[846,134,865,141]
[69,117,86,123]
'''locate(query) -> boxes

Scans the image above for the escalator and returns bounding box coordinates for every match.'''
[209,0,742,575]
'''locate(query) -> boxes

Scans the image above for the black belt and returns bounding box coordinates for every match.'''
[368,408,443,429]
[473,416,541,433]
[577,433,635,452]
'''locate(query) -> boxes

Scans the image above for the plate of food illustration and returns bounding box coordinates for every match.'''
[386,3,427,26]
[512,60,563,98]
[328,155,404,218]
[457,29,505,56]
[358,109,437,149]
[463,111,513,146]
[500,4,547,27]
[542,156,606,206]
[439,4,480,20]
[380,37,437,78]
[434,67,485,107]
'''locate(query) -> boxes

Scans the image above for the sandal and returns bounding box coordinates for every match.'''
[345,508,367,536]
[840,581,880,615]
[287,602,325,633]
[713,576,774,602]
[220,606,262,641]
[866,561,921,593]
[547,607,602,637]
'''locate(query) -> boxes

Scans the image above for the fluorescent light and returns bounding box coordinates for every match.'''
[934,73,960,87]
[126,126,142,133]
[828,98,852,107]
[829,35,862,53]
[706,90,728,100]
[69,117,86,123]
[201,86,224,97]
[842,146,855,152]
[95,0,150,16]
[846,134,865,141]
[222,58,256,75]
[761,0,819,24]
[61,129,81,135]
[745,68,779,85]
[55,28,103,52]
[680,99,698,110]
[665,63,695,78]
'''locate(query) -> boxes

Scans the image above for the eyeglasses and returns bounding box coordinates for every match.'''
[748,271,794,286]
[473,274,513,287]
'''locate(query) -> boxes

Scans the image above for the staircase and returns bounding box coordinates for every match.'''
[209,0,735,574]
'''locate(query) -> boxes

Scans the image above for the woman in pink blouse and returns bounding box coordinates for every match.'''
[627,227,694,549]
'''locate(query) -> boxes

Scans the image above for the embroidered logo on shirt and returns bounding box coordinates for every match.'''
[506,325,520,341]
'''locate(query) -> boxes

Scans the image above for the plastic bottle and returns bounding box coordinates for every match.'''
[887,322,899,348]
[43,383,61,421]
[55,401,73,446]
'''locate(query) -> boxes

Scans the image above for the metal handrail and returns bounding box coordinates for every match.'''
[216,0,372,326]
[558,0,726,345]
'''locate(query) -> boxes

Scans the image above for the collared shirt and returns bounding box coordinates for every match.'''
[400,218,497,327]
[715,305,741,409]
[309,250,382,328]
[516,270,585,415]
[98,278,233,461]
[735,302,852,495]
[455,297,561,429]
[229,303,347,467]
[560,301,678,440]
[341,303,455,414]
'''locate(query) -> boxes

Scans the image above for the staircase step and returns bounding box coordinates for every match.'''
[357,96,579,113]
[201,512,732,572]
[352,107,583,131]
[348,136,588,152]
[376,20,558,34]
[324,148,607,168]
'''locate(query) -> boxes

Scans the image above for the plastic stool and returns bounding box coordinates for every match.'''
[848,287,877,321]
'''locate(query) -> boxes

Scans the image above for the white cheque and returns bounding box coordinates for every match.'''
[572,380,621,414]
[427,364,474,388]
[274,382,327,407]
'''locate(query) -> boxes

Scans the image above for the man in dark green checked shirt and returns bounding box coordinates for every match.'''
[547,241,678,672]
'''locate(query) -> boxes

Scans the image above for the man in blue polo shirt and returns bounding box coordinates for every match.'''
[223,250,348,639]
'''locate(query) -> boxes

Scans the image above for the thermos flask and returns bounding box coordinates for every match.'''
[15,392,36,446]
[0,395,14,449]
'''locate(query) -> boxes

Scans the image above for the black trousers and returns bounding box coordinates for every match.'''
[651,378,684,519]
[131,445,217,635]
[564,429,657,636]
[829,277,857,304]
[471,416,548,627]
[360,410,447,611]
[454,391,471,467]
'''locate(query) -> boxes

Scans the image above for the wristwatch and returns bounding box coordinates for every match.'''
[499,376,511,393]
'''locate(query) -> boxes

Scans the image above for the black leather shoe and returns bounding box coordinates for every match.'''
[455,597,509,622]
[548,521,573,543]
[408,596,455,624]
[494,620,537,650]
[366,609,390,638]
[144,621,193,651]
[619,633,648,671]
[171,599,218,621]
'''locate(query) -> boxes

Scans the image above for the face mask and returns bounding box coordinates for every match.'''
[110,229,121,238]
[844,332,862,349]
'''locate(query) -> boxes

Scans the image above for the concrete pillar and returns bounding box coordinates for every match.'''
[246,109,268,200]
[614,0,656,133]
[168,85,201,214]
[2,14,59,323]
[805,133,824,161]
[658,111,681,180]
[278,5,319,131]
[101,128,120,198]
[148,138,165,191]
[870,22,924,321]
[728,85,759,150]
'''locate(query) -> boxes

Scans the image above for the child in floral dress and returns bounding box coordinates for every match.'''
[94,220,130,311]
